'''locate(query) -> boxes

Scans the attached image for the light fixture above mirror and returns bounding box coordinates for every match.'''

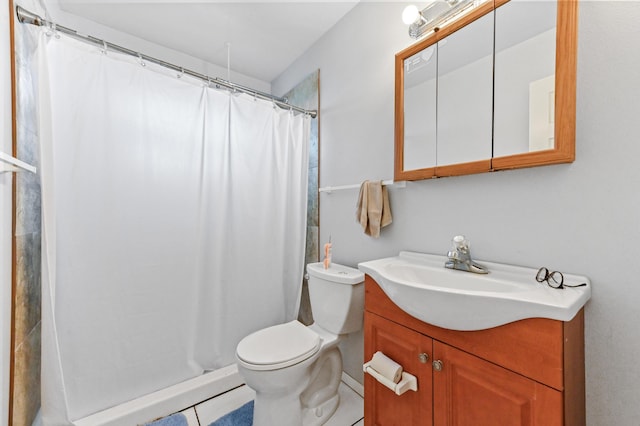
[402,0,488,39]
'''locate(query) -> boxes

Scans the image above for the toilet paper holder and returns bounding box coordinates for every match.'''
[363,356,418,396]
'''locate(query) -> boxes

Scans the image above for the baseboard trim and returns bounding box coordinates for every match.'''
[342,372,364,398]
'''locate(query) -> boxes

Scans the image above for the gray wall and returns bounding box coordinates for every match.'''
[272,2,640,424]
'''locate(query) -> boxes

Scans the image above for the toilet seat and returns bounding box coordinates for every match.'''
[236,321,321,371]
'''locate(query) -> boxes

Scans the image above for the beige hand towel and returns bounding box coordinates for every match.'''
[356,180,393,238]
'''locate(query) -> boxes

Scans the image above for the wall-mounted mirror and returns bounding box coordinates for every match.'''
[395,0,577,181]
[436,10,493,173]
[494,0,557,157]
[403,45,437,172]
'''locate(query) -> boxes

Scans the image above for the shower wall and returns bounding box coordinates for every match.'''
[283,70,320,326]
[12,10,42,425]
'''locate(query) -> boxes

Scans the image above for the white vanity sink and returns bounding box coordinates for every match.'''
[358,251,591,331]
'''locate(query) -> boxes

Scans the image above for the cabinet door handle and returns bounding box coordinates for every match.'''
[418,353,429,363]
[432,360,444,372]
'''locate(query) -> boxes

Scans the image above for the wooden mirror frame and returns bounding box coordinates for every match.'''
[394,0,577,181]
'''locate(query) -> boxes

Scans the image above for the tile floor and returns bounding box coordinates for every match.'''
[176,381,363,426]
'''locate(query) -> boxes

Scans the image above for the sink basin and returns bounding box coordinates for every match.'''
[358,251,591,331]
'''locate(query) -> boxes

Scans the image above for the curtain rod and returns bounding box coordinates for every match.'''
[15,6,318,119]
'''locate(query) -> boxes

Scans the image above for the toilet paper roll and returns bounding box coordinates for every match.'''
[369,351,403,384]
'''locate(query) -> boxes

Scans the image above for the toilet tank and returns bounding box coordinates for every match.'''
[306,262,365,335]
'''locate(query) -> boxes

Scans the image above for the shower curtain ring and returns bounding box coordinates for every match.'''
[101,40,108,55]
[177,67,184,79]
[137,53,146,67]
[45,22,55,37]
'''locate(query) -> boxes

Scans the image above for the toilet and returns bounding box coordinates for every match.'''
[235,262,365,426]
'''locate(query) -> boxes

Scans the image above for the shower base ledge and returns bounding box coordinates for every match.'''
[73,364,243,426]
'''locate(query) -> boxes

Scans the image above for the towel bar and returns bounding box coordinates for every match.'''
[0,151,37,174]
[319,180,405,194]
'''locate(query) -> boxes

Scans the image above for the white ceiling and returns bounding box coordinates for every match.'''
[55,1,360,83]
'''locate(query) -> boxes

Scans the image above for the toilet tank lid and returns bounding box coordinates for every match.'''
[307,262,364,285]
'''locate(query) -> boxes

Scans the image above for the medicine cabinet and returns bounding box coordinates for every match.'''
[395,0,577,181]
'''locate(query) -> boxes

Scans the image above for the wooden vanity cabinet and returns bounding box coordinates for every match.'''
[364,276,585,426]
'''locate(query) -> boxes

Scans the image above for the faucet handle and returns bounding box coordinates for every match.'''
[452,235,469,251]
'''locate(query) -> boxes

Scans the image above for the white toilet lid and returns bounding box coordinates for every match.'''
[236,321,321,371]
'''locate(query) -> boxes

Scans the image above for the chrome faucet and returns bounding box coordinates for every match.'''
[445,235,489,274]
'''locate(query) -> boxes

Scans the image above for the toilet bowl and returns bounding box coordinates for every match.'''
[235,262,365,426]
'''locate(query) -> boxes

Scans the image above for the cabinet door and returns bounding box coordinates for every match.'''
[432,341,562,426]
[365,313,433,426]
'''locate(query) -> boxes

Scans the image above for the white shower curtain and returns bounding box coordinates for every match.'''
[34,32,309,424]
